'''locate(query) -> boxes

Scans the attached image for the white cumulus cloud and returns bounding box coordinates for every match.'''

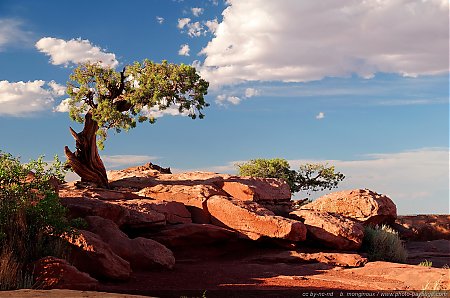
[244,88,258,98]
[315,112,325,120]
[53,98,71,113]
[35,37,118,68]
[204,18,219,34]
[156,16,165,24]
[178,44,190,56]
[186,21,204,37]
[199,0,449,88]
[142,105,191,119]
[191,7,204,17]
[177,18,191,29]
[216,94,241,105]
[0,80,65,116]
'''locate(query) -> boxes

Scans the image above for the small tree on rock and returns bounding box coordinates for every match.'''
[237,158,345,197]
[64,60,209,188]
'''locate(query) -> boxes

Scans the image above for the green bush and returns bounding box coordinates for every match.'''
[362,225,408,263]
[0,152,75,289]
[236,158,345,196]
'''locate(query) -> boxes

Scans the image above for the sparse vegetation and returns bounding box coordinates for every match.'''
[418,260,433,267]
[421,276,445,292]
[236,158,345,197]
[362,225,408,263]
[0,152,76,290]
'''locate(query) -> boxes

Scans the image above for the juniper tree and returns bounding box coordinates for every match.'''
[237,158,345,196]
[64,60,209,188]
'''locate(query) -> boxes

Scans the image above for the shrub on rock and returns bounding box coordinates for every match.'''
[362,225,407,263]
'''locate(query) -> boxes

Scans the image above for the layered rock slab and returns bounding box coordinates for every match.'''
[290,210,364,250]
[301,189,397,225]
[85,216,175,270]
[207,195,306,241]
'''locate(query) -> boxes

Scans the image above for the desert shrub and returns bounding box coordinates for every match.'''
[362,225,408,263]
[236,158,345,197]
[418,260,433,267]
[0,152,75,289]
[237,158,297,190]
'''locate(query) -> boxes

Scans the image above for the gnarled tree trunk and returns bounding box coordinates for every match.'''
[64,112,109,188]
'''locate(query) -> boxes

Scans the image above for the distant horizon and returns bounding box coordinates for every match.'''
[0,0,448,215]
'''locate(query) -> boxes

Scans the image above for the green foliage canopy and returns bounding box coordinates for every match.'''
[66,60,209,149]
[237,158,345,195]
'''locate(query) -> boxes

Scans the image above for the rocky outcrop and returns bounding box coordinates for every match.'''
[85,216,175,270]
[290,210,364,250]
[395,214,450,241]
[109,170,293,216]
[148,223,238,248]
[136,183,222,223]
[207,195,306,241]
[301,189,397,225]
[33,256,99,290]
[65,230,131,281]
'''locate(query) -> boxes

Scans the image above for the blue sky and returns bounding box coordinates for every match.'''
[0,0,448,214]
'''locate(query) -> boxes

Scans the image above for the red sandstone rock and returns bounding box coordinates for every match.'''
[148,223,238,247]
[59,184,167,229]
[85,216,175,270]
[248,250,367,267]
[290,210,364,250]
[60,196,131,226]
[395,214,450,240]
[213,177,291,202]
[111,200,191,225]
[137,184,223,223]
[33,256,98,290]
[207,195,306,241]
[346,261,450,290]
[65,230,131,280]
[301,189,397,225]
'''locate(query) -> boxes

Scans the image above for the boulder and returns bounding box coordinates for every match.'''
[85,216,175,270]
[301,189,397,225]
[33,256,99,290]
[290,210,364,250]
[148,223,238,248]
[207,195,306,241]
[65,230,131,281]
[212,177,291,202]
